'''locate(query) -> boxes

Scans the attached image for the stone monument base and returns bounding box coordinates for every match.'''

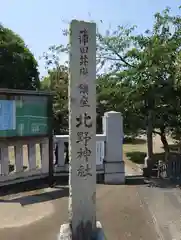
[104,161,125,184]
[58,221,105,240]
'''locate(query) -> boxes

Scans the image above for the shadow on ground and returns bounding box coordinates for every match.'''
[0,177,68,197]
[123,137,146,145]
[125,175,145,185]
[126,151,146,164]
[145,177,181,189]
[126,151,165,164]
[0,185,69,206]
[125,175,181,189]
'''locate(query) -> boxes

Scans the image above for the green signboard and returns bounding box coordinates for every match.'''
[0,92,51,137]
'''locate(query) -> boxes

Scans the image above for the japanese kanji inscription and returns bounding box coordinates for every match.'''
[69,20,96,236]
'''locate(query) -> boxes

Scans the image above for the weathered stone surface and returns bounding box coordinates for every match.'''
[59,223,71,240]
[69,20,97,238]
[58,221,104,240]
[103,111,125,184]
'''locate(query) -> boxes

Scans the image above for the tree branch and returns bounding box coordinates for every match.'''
[153,130,161,135]
[98,56,122,61]
[105,41,136,68]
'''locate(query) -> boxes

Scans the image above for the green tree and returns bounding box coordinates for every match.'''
[132,7,181,154]
[96,73,144,136]
[0,24,40,90]
[42,6,181,160]
[41,65,68,134]
[96,6,181,158]
[41,24,143,136]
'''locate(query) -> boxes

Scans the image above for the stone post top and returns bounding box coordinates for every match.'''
[71,19,96,25]
[104,111,122,116]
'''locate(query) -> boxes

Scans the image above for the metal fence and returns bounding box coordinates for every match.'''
[158,152,181,182]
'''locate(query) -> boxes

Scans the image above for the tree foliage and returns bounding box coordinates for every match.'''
[42,6,181,151]
[96,6,181,148]
[41,65,68,134]
[0,24,40,90]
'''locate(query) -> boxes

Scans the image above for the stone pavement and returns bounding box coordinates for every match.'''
[138,179,181,240]
[0,160,160,240]
[125,161,142,176]
[126,160,181,239]
[0,184,159,240]
[4,161,181,239]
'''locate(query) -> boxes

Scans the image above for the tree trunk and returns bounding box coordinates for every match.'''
[160,128,169,161]
[160,132,169,152]
[146,110,153,167]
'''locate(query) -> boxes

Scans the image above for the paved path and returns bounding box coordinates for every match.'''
[0,163,159,240]
[0,184,158,240]
[138,180,181,240]
[1,162,181,240]
[126,159,181,240]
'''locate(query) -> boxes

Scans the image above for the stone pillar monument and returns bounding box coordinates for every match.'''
[59,20,104,240]
[103,111,125,184]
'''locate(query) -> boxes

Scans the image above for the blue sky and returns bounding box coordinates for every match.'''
[1,0,180,77]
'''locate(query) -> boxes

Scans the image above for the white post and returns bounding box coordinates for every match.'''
[69,20,96,239]
[103,111,125,184]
